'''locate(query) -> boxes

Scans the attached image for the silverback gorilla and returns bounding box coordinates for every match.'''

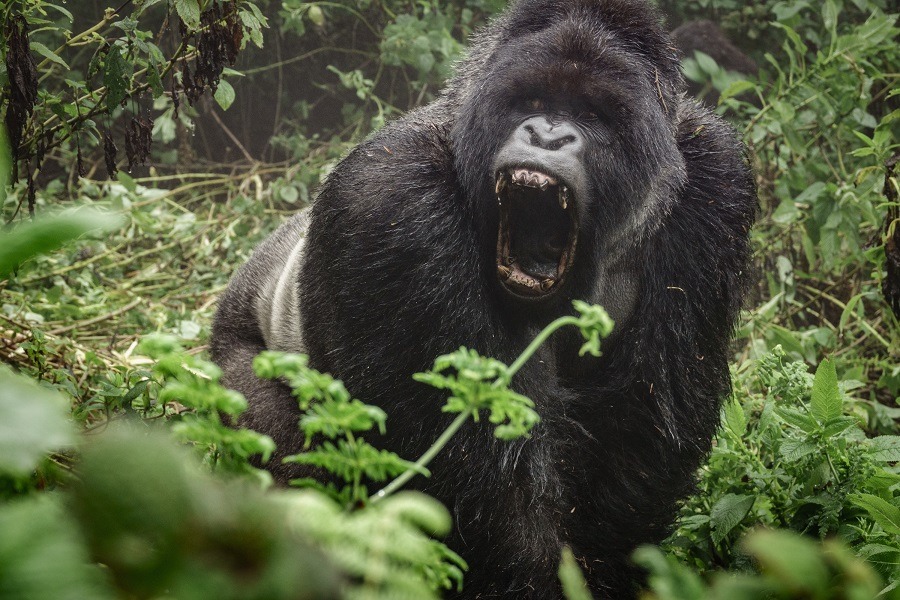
[211,0,756,597]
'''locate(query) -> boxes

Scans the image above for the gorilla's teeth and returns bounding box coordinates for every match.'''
[541,278,556,291]
[539,179,549,191]
[497,265,512,280]
[559,187,568,210]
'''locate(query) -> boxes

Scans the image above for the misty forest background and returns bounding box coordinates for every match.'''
[0,0,898,598]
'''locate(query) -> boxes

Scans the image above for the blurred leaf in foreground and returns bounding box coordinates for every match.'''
[72,429,339,599]
[0,365,74,478]
[0,495,113,600]
[0,208,123,277]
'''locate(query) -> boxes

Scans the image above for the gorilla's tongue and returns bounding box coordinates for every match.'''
[496,167,576,297]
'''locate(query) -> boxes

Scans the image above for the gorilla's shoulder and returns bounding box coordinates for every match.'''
[355,101,455,164]
[676,100,757,221]
[315,101,459,217]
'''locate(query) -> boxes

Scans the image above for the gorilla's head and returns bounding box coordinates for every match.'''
[450,0,687,303]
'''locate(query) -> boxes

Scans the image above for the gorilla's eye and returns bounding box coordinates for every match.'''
[527,98,545,111]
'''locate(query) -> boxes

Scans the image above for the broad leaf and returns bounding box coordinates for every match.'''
[0,366,74,477]
[214,80,236,111]
[0,210,122,276]
[103,45,131,111]
[776,407,817,433]
[173,0,201,30]
[852,494,900,536]
[30,41,69,69]
[810,358,841,424]
[710,494,754,545]
[867,436,900,463]
[780,439,817,462]
[723,398,747,437]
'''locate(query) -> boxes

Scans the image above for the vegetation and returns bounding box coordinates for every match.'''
[0,0,897,598]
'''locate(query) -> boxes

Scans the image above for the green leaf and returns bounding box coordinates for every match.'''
[0,496,113,598]
[867,436,900,462]
[147,65,165,98]
[174,0,201,30]
[694,51,719,76]
[710,494,754,545]
[30,41,69,69]
[213,80,236,111]
[851,494,900,535]
[0,366,75,477]
[45,3,75,21]
[307,5,325,27]
[632,546,706,599]
[780,439,817,462]
[810,358,842,424]
[820,416,857,439]
[681,58,704,83]
[822,0,840,36]
[742,530,829,595]
[719,79,757,102]
[134,0,166,17]
[559,547,594,600]
[103,45,131,111]
[723,398,747,437]
[776,407,817,433]
[838,293,864,331]
[381,492,452,536]
[0,209,122,276]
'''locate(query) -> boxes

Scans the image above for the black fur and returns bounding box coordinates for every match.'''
[211,1,756,597]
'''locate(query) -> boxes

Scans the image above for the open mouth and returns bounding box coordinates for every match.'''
[496,167,578,298]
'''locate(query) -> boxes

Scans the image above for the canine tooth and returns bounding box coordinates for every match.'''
[541,278,556,291]
[497,265,512,280]
[559,187,568,209]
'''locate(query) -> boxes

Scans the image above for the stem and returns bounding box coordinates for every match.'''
[505,315,579,381]
[370,409,472,504]
[371,314,582,503]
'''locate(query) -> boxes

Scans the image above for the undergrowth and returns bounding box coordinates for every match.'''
[1,0,898,598]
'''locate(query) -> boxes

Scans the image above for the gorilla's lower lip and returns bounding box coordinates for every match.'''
[495,167,578,298]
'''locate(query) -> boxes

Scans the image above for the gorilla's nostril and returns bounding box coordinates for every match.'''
[546,135,576,151]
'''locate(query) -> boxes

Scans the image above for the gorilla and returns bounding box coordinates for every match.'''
[211,0,756,597]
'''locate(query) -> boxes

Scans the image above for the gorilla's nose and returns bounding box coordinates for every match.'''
[521,116,583,153]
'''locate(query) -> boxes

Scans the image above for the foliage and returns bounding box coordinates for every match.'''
[664,348,900,592]
[249,303,613,596]
[141,333,276,483]
[0,0,266,209]
[0,0,898,598]
[636,529,893,600]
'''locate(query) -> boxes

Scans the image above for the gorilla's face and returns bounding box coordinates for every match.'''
[493,116,583,298]
[451,5,686,303]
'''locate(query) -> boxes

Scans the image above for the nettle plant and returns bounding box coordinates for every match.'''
[250,302,614,596]
[665,347,900,592]
[0,0,265,216]
[132,300,613,598]
[719,0,900,368]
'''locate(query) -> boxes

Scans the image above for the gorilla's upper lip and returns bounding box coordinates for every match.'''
[495,166,578,299]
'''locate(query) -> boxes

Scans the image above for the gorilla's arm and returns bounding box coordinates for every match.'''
[209,215,310,481]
